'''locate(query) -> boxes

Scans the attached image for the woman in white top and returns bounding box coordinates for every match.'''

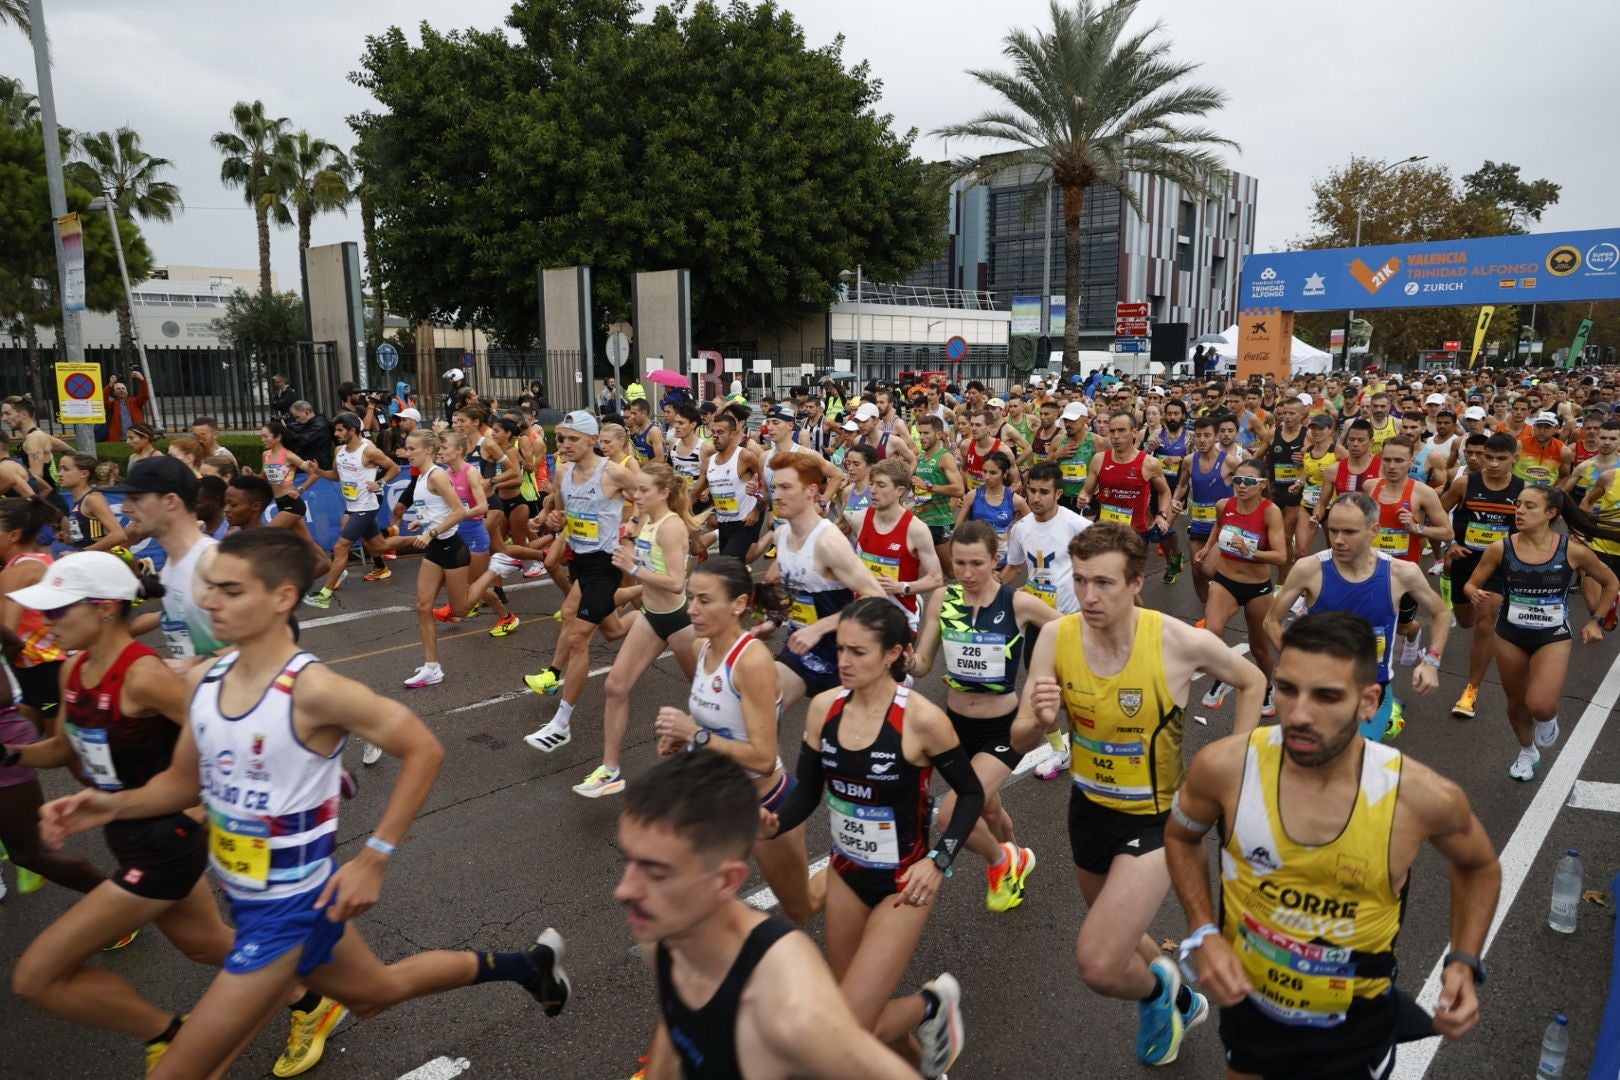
[653,556,821,924]
[378,430,470,688]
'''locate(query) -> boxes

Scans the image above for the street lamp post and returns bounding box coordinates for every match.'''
[1342,154,1427,370]
[88,195,165,433]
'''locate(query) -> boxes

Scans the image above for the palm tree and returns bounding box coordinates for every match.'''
[212,100,294,295]
[0,75,38,127]
[935,0,1236,377]
[0,0,30,39]
[263,131,353,298]
[70,127,182,369]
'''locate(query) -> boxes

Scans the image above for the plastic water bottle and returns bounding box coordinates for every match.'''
[1549,850,1582,934]
[1536,1013,1569,1078]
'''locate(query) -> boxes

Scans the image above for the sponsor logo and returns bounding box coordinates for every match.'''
[1250,268,1286,299]
[1547,245,1581,276]
[215,749,236,776]
[1350,257,1403,294]
[1250,320,1268,336]
[711,675,724,693]
[1335,854,1370,892]
[1117,689,1143,717]
[1587,242,1619,275]
[1302,272,1326,297]
[122,867,145,885]
[870,762,894,775]
[1247,846,1279,871]
[1125,837,1142,848]
[1402,281,1420,296]
[251,733,265,756]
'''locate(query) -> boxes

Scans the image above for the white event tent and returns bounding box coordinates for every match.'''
[1197,324,1333,375]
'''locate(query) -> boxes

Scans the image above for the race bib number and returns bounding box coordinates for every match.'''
[826,793,900,869]
[1273,463,1301,482]
[1025,579,1058,608]
[264,463,289,485]
[1507,593,1565,630]
[1068,730,1153,801]
[943,629,1007,682]
[1191,502,1217,522]
[64,722,122,791]
[1061,461,1087,482]
[1302,484,1323,509]
[160,617,194,660]
[1237,914,1356,1028]
[208,811,271,891]
[1373,528,1408,553]
[1100,503,1132,524]
[861,550,900,581]
[712,491,739,514]
[68,515,84,543]
[789,592,817,627]
[340,481,360,501]
[565,511,599,542]
[1464,522,1508,550]
[1218,524,1261,559]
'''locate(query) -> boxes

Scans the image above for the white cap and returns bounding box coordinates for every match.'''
[1463,406,1487,420]
[1533,411,1560,426]
[1060,401,1090,421]
[396,407,422,422]
[7,551,139,610]
[1433,374,1448,382]
[989,396,1006,408]
[1030,374,1045,386]
[443,368,465,383]
[1148,386,1167,397]
[560,410,600,436]
[840,419,859,432]
[852,402,879,421]
[1296,393,1313,406]
[1349,376,1364,386]
[1425,392,1448,406]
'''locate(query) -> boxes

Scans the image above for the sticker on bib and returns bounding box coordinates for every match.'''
[1506,593,1565,629]
[208,811,271,891]
[565,512,600,542]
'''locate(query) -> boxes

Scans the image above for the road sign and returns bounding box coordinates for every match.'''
[53,362,104,423]
[376,343,399,371]
[460,351,476,369]
[1115,302,1149,319]
[945,335,969,362]
[1442,339,1461,351]
[1112,338,1149,354]
[606,332,630,366]
[1115,320,1150,337]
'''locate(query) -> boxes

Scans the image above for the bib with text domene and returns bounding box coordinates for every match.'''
[1506,592,1565,630]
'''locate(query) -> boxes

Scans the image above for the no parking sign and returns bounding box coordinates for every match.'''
[54,362,104,423]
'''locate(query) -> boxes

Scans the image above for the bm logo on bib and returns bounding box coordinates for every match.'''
[1117,689,1143,717]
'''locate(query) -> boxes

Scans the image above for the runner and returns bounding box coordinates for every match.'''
[1194,460,1287,720]
[620,752,922,1079]
[960,409,1007,490]
[912,520,1058,911]
[648,557,822,924]
[850,457,945,634]
[909,414,965,565]
[37,529,572,1079]
[1514,411,1567,487]
[1565,418,1620,506]
[953,450,1027,567]
[1078,412,1174,557]
[1463,485,1619,781]
[762,597,979,1074]
[303,412,400,608]
[1291,413,1338,557]
[1014,523,1265,1065]
[1580,456,1620,629]
[578,464,701,798]
[626,398,666,465]
[223,476,334,581]
[0,497,67,716]
[57,452,128,552]
[1311,419,1380,527]
[691,409,764,559]
[1264,492,1451,744]
[1165,611,1501,1080]
[1440,431,1522,719]
[5,551,342,1077]
[257,420,317,529]
[1149,398,1191,584]
[1172,416,1236,617]
[430,432,518,631]
[523,411,637,751]
[838,445,876,526]
[1049,401,1096,514]
[1366,437,1453,666]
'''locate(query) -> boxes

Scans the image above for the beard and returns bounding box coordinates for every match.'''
[1281,714,1360,768]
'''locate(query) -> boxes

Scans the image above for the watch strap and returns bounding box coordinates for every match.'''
[1442,950,1486,986]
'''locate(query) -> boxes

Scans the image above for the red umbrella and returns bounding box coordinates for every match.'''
[644,369,689,389]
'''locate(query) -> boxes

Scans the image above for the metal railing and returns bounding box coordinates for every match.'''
[839,280,1002,311]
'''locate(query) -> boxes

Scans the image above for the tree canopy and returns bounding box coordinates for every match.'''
[211,288,308,353]
[350,0,942,346]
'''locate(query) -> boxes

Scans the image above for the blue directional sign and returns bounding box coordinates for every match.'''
[1112,338,1149,354]
[376,343,399,371]
[1239,227,1620,312]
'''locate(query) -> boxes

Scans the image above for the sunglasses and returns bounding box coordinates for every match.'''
[41,599,99,620]
[1232,475,1264,487]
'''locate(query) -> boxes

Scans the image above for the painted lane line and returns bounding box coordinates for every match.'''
[444,652,673,714]
[1391,649,1620,1079]
[397,1056,471,1080]
[301,578,554,630]
[1568,779,1620,814]
[747,856,831,911]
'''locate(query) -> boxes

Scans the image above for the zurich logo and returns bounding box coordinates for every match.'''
[1403,281,1420,296]
[1259,267,1277,281]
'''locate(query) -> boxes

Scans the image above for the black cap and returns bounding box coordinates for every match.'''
[1308,413,1334,428]
[103,455,200,502]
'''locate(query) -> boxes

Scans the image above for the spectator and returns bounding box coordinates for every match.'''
[270,373,298,421]
[103,368,151,440]
[190,416,236,468]
[729,372,745,399]
[597,377,624,416]
[528,379,550,410]
[337,381,381,434]
[285,400,335,469]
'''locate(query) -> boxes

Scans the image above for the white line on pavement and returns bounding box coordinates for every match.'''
[1392,649,1620,1080]
[302,578,555,630]
[397,1056,471,1080]
[445,652,673,714]
[1569,779,1620,814]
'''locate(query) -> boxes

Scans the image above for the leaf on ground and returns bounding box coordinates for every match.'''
[1161,938,1179,952]
[1583,889,1610,907]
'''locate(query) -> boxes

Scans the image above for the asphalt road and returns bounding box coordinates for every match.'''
[3,556,1619,1079]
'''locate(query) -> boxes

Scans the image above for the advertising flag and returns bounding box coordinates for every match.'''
[1467,306,1495,369]
[1568,318,1594,369]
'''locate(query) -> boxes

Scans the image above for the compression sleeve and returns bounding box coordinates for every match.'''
[927,745,985,871]
[770,741,826,837]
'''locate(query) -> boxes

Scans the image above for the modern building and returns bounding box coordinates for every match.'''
[26,265,278,350]
[908,161,1260,353]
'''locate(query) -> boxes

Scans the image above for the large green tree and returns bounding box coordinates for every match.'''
[212,101,294,295]
[934,0,1235,378]
[211,288,308,353]
[350,0,941,347]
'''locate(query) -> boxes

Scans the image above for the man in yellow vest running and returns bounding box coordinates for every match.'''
[1165,611,1501,1079]
[1016,522,1266,1066]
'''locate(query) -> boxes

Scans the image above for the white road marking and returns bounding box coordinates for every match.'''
[397,1057,471,1080]
[1569,779,1620,813]
[1392,648,1620,1079]
[445,652,674,714]
[302,578,554,630]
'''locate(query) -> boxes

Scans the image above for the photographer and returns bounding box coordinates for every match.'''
[338,382,383,435]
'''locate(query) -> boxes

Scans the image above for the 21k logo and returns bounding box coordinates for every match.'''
[1350,257,1403,294]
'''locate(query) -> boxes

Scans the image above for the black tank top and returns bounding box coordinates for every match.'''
[939,583,1022,695]
[1496,534,1574,635]
[1453,471,1522,552]
[62,641,176,792]
[1267,425,1304,485]
[656,916,794,1080]
[821,684,931,878]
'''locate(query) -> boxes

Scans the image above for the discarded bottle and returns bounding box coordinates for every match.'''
[1549,850,1582,934]
[1536,1013,1569,1078]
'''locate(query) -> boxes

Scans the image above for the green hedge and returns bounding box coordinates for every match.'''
[96,435,267,472]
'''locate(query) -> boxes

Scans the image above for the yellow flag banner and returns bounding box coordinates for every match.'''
[1467,306,1495,369]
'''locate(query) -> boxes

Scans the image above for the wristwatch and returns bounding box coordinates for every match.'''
[926,848,955,877]
[1443,950,1487,986]
[690,728,711,750]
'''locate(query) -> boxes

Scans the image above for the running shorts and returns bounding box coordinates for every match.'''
[716,519,760,559]
[927,523,954,546]
[225,885,347,978]
[340,508,382,543]
[759,770,796,814]
[1494,614,1571,656]
[945,705,1023,770]
[776,643,841,698]
[1067,787,1168,874]
[104,812,208,902]
[572,551,621,625]
[460,518,492,555]
[643,601,691,641]
[425,534,471,571]
[0,706,38,788]
[1213,571,1274,608]
[1398,591,1419,626]
[274,494,308,518]
[1220,991,1398,1080]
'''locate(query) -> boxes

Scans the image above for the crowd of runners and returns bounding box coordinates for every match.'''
[10,358,1620,1076]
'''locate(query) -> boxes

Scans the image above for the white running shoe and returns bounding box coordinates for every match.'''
[522,560,546,579]
[1261,685,1276,719]
[525,720,572,753]
[1509,745,1540,782]
[1397,630,1423,667]
[1427,561,1444,576]
[403,663,444,688]
[1034,746,1071,780]
[490,552,521,575]
[1534,716,1561,749]
[1201,680,1230,709]
[915,973,964,1079]
[361,740,383,766]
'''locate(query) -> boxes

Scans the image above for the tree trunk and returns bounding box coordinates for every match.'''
[361,187,383,344]
[1063,183,1085,381]
[24,321,45,412]
[298,207,311,307]
[116,300,135,379]
[256,200,273,295]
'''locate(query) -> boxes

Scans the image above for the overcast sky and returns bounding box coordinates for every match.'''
[3,0,1613,292]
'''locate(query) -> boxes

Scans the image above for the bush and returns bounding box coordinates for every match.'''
[96,434,266,473]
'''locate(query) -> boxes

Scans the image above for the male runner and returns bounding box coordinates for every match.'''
[1166,611,1500,1080]
[626,398,666,464]
[1515,411,1567,487]
[1365,437,1453,665]
[1312,419,1380,526]
[691,409,764,559]
[1564,418,1620,505]
[2,394,72,503]
[909,415,965,562]
[1364,392,1398,453]
[524,411,637,750]
[1173,416,1238,616]
[622,752,930,1079]
[1440,431,1522,718]
[304,411,400,607]
[1262,396,1308,574]
[1048,401,1095,513]
[959,410,1009,489]
[1077,411,1175,555]
[1149,398,1191,583]
[849,458,945,632]
[38,530,572,1079]
[1015,523,1266,1065]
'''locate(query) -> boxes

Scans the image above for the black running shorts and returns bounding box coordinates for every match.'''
[1067,787,1167,875]
[104,812,209,901]
[572,551,621,625]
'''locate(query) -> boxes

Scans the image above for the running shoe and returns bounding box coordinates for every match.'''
[273,996,348,1077]
[363,565,392,582]
[362,740,383,767]
[491,552,521,574]
[17,865,42,895]
[1452,684,1478,719]
[1427,561,1444,575]
[1193,618,1206,629]
[524,720,572,753]
[381,549,397,561]
[432,604,460,623]
[1034,746,1071,780]
[524,668,562,695]
[1260,686,1276,720]
[1201,680,1230,710]
[1397,630,1423,668]
[521,928,572,1016]
[764,544,777,559]
[1136,956,1187,1065]
[1180,986,1210,1034]
[490,614,521,638]
[463,601,485,619]
[1162,554,1184,586]
[303,588,333,610]
[1534,716,1561,749]
[145,1017,184,1075]
[1011,845,1037,899]
[1509,745,1540,782]
[403,663,444,689]
[573,765,625,798]
[104,929,139,951]
[986,842,1024,913]
[1382,699,1405,741]
[915,972,964,1078]
[523,560,546,579]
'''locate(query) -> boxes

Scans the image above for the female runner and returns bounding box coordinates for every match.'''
[379,430,471,688]
[257,420,315,529]
[433,433,517,631]
[1195,459,1288,717]
[57,452,127,552]
[955,450,1027,568]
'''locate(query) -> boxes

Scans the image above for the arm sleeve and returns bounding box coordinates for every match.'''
[770,741,826,836]
[927,745,984,871]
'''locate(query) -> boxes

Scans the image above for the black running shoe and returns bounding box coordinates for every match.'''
[522,928,571,1017]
